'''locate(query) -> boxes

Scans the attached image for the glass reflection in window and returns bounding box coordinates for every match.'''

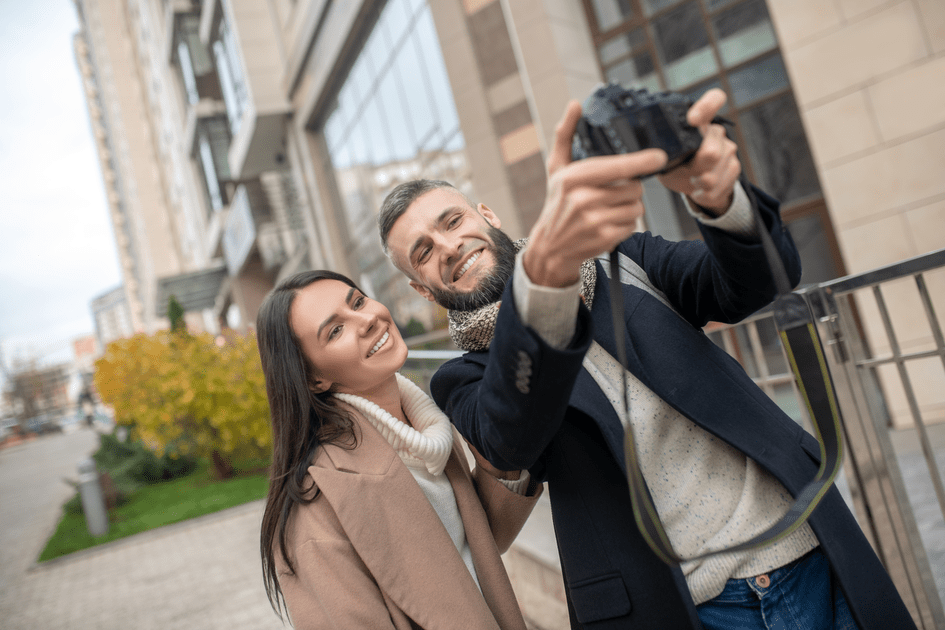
[211,19,248,135]
[606,55,660,91]
[643,0,685,16]
[599,28,646,65]
[320,0,471,329]
[786,214,839,287]
[739,93,821,205]
[712,0,777,67]
[728,53,788,106]
[590,0,634,32]
[703,0,738,11]
[652,1,718,89]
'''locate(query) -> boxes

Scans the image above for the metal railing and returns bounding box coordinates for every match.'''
[403,247,945,629]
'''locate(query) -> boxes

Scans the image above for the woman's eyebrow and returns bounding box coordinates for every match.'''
[317,287,357,337]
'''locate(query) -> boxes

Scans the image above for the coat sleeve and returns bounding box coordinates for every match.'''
[432,287,594,473]
[620,182,802,328]
[278,523,399,629]
[469,462,543,554]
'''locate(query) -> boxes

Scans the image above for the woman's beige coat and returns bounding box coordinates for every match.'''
[277,412,541,629]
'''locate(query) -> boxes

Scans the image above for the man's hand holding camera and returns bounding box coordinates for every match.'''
[657,88,741,216]
[523,88,741,290]
[523,101,667,289]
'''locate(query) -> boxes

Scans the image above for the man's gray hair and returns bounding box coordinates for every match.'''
[377,179,470,255]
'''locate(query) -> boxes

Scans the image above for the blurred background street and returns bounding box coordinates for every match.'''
[1,0,944,628]
[0,429,283,630]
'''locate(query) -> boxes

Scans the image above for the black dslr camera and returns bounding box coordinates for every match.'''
[571,84,703,176]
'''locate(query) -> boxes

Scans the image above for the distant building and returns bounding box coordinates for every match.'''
[91,286,135,350]
[4,362,72,419]
[72,335,98,367]
[73,6,183,334]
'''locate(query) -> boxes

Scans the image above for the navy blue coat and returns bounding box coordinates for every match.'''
[431,186,917,629]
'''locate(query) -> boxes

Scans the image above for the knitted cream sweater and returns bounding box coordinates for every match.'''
[335,374,531,592]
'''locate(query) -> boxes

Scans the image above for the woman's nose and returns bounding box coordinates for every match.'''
[356,308,378,334]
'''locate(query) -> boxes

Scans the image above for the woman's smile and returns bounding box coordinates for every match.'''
[368,330,390,357]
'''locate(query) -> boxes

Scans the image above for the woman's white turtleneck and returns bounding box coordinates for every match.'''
[334,373,481,590]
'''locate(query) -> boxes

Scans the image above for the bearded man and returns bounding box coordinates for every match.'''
[377,89,915,630]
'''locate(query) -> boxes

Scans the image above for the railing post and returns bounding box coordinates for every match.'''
[809,285,944,630]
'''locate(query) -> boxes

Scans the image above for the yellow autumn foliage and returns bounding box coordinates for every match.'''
[94,329,271,469]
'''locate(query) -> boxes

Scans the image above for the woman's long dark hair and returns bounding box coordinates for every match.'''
[257,270,363,619]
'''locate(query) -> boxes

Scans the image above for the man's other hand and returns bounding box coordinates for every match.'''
[657,88,740,215]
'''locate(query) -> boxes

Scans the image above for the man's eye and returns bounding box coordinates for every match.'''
[448,215,461,229]
[418,247,431,263]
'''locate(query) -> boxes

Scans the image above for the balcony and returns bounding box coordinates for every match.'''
[199,0,291,180]
[221,177,299,277]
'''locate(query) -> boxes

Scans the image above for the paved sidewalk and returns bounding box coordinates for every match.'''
[0,431,284,630]
[1,425,940,629]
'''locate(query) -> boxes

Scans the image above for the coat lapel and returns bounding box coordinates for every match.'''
[308,417,501,630]
[444,450,528,630]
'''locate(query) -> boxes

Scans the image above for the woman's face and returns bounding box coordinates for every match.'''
[289,279,408,397]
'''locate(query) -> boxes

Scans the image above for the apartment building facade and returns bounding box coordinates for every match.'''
[74,0,943,412]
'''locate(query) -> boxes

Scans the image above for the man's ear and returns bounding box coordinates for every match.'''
[409,279,437,303]
[478,203,501,229]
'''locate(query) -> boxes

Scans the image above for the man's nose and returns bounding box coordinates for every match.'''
[435,232,462,265]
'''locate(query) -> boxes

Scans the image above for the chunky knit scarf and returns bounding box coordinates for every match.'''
[448,238,597,351]
[334,373,454,475]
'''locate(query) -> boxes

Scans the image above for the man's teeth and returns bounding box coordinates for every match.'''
[456,251,481,281]
[368,331,389,357]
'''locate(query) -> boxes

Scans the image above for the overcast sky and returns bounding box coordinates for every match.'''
[0,1,121,374]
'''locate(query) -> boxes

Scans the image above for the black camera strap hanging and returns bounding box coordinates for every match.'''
[610,176,846,566]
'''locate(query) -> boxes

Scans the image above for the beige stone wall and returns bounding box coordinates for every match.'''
[499,0,602,157]
[429,0,526,238]
[78,0,184,333]
[770,0,945,427]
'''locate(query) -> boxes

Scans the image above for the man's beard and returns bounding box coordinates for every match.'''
[427,226,516,312]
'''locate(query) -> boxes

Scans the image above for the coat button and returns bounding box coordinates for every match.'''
[755,574,770,588]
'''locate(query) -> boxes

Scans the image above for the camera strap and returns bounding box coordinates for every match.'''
[613,177,845,565]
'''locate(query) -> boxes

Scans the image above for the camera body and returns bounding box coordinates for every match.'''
[571,84,702,176]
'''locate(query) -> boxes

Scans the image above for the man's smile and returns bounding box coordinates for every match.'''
[454,250,483,282]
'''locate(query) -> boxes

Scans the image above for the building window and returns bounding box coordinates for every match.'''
[582,0,842,288]
[318,0,471,331]
[195,117,231,216]
[172,14,221,107]
[211,16,249,135]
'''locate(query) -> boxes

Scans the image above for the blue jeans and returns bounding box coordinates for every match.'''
[696,548,859,630]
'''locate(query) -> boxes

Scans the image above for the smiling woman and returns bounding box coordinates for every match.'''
[255,270,541,629]
[288,278,408,399]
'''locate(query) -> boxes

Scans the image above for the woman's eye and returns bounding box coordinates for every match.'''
[327,325,342,340]
[353,296,365,309]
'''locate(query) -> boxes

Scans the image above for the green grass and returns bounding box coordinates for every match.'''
[38,460,269,562]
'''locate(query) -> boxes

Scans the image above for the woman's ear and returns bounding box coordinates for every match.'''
[310,377,331,394]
